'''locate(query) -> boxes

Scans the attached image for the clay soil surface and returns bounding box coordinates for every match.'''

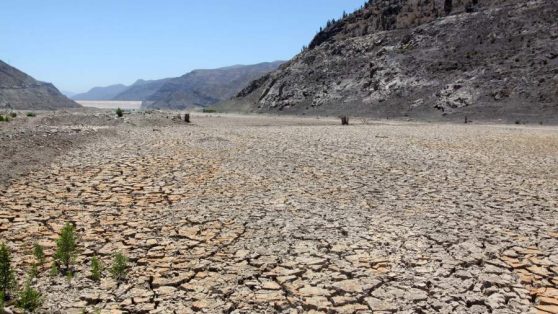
[1,111,557,313]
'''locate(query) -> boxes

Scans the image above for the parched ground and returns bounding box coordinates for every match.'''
[0,113,557,313]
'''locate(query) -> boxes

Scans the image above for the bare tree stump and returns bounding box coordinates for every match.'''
[184,114,190,123]
[341,116,349,125]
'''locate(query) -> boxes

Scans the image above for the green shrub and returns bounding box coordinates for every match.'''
[0,244,16,298]
[116,108,124,118]
[202,108,217,113]
[49,264,58,277]
[54,223,77,273]
[28,264,39,280]
[0,291,4,313]
[90,256,102,282]
[66,271,73,282]
[33,243,45,266]
[110,252,128,281]
[9,113,16,118]
[26,112,36,117]
[0,115,4,122]
[16,282,42,312]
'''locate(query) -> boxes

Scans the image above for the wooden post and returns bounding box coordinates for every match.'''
[341,116,349,125]
[184,113,190,123]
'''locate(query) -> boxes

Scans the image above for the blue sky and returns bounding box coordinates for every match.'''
[0,1,364,93]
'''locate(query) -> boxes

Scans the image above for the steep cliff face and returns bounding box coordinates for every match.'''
[231,0,558,122]
[0,60,80,110]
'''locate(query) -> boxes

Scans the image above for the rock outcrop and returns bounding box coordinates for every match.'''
[0,60,80,110]
[143,61,284,109]
[229,0,558,123]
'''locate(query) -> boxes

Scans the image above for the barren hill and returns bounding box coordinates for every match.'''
[143,61,284,109]
[226,0,558,123]
[0,60,80,110]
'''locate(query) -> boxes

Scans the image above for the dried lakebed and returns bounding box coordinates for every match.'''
[1,114,557,313]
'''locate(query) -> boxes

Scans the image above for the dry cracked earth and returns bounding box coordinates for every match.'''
[1,113,557,313]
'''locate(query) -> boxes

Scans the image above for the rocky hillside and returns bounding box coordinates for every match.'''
[143,61,284,109]
[112,78,171,101]
[227,0,558,123]
[72,84,128,100]
[0,60,80,110]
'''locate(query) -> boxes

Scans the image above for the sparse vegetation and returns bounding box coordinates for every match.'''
[0,291,4,313]
[90,256,102,282]
[33,243,45,266]
[16,282,42,313]
[54,223,77,273]
[26,112,36,117]
[0,244,16,299]
[49,264,58,277]
[9,113,16,118]
[110,252,128,281]
[66,271,73,282]
[0,115,5,122]
[202,108,217,113]
[29,264,39,280]
[116,108,124,118]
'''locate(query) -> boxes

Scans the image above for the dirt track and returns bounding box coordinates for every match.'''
[1,112,557,313]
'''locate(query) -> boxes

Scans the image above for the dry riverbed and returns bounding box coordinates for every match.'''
[0,111,557,313]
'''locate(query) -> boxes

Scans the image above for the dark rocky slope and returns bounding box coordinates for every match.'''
[143,61,284,109]
[0,60,80,110]
[227,0,558,123]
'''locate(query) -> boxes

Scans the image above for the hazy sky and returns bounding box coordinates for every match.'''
[0,1,364,93]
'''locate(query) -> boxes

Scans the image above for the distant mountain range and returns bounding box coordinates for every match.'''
[0,60,80,110]
[61,90,77,98]
[143,61,285,109]
[113,79,171,101]
[72,84,128,100]
[73,61,284,109]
